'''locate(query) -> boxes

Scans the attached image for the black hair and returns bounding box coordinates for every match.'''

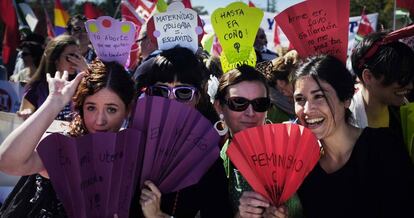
[66,14,87,34]
[136,47,206,92]
[294,55,355,123]
[351,31,414,86]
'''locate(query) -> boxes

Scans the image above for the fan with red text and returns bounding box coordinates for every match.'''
[130,96,220,193]
[227,123,320,206]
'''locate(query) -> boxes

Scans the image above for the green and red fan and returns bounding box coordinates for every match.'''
[227,123,320,206]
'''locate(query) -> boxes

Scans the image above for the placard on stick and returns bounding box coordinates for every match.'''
[151,1,203,53]
[211,2,263,72]
[274,0,349,63]
[86,16,136,66]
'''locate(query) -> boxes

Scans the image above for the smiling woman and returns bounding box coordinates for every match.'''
[293,55,414,218]
[213,65,291,218]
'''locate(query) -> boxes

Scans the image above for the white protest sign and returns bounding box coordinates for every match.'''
[153,1,202,53]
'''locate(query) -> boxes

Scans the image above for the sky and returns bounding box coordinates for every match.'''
[190,0,304,14]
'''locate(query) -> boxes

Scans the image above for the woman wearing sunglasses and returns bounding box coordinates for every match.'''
[132,47,233,218]
[213,65,288,218]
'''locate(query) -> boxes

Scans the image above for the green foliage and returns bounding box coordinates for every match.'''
[350,0,394,30]
[193,6,208,15]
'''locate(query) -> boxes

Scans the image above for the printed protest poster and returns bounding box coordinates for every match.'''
[211,2,263,72]
[86,16,136,66]
[275,0,350,63]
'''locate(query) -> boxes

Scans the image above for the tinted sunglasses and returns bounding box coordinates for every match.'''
[146,85,198,102]
[223,97,270,112]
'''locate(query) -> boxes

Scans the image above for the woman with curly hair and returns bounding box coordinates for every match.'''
[0,60,135,217]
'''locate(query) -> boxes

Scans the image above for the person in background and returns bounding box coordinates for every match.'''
[256,50,300,123]
[10,41,44,85]
[134,47,232,218]
[254,28,278,63]
[132,23,161,81]
[11,33,45,80]
[350,31,414,132]
[66,14,96,63]
[213,65,288,218]
[17,35,88,121]
[293,55,414,218]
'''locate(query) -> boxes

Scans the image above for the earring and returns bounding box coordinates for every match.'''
[214,114,228,136]
[265,118,273,124]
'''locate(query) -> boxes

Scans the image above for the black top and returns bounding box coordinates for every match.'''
[129,158,233,218]
[0,174,67,218]
[298,127,414,218]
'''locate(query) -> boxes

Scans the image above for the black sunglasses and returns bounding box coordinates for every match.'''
[223,97,270,112]
[146,85,198,102]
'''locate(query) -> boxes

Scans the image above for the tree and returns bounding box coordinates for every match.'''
[350,0,394,30]
[193,6,208,15]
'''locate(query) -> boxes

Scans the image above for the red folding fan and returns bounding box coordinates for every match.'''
[130,96,220,193]
[37,129,143,218]
[227,123,320,206]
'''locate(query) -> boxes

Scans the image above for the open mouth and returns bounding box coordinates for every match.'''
[305,117,325,128]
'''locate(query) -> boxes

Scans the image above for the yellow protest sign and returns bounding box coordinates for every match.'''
[211,2,263,72]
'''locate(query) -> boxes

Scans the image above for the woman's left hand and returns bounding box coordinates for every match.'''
[263,205,288,218]
[140,180,168,218]
[67,53,89,72]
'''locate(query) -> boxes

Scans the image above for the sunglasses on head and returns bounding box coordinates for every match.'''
[146,85,198,102]
[72,26,86,34]
[223,97,270,112]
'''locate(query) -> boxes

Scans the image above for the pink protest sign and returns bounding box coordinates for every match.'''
[275,0,349,63]
[85,16,136,66]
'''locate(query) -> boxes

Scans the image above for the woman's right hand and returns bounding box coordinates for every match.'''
[263,205,289,218]
[238,191,270,218]
[46,70,85,107]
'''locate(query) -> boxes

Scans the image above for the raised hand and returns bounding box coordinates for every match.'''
[46,70,85,108]
[66,53,89,72]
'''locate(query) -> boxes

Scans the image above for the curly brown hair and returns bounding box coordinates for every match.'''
[256,50,300,85]
[68,60,136,136]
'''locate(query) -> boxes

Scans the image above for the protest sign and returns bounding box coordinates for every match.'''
[275,0,350,63]
[151,1,202,53]
[211,2,263,72]
[86,16,136,66]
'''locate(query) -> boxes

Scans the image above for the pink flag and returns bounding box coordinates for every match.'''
[274,0,350,63]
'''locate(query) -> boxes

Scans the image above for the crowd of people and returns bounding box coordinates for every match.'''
[0,6,413,218]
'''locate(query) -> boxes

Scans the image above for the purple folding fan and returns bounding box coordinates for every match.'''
[130,96,220,193]
[37,129,143,218]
